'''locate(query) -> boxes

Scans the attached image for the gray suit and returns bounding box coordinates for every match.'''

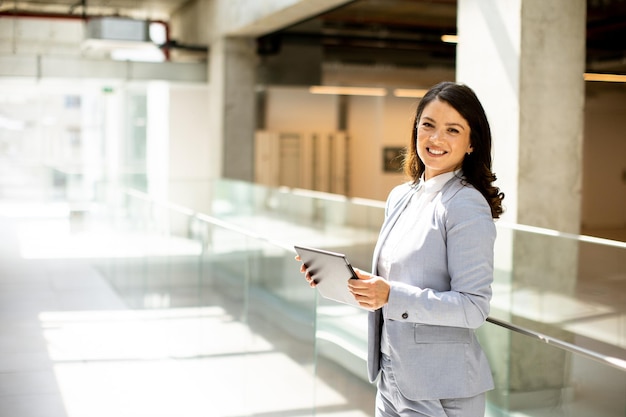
[368,175,495,400]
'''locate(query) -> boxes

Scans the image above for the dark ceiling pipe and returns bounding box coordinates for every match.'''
[69,0,87,20]
[0,10,87,21]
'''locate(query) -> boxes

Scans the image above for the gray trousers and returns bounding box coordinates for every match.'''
[375,354,486,417]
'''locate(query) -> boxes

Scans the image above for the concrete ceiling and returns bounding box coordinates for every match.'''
[275,0,459,69]
[0,0,186,20]
[2,0,625,73]
[276,0,626,73]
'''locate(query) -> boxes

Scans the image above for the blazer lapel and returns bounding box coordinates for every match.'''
[371,185,418,273]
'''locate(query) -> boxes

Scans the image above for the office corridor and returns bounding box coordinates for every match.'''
[0,210,377,417]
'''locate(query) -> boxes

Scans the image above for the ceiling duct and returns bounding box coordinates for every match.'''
[83,16,150,49]
[82,16,163,61]
[86,16,148,41]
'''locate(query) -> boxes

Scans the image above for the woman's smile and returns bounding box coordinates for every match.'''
[427,147,446,156]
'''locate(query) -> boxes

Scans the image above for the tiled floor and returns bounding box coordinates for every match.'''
[0,214,377,417]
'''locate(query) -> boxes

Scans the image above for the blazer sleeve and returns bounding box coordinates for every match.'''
[385,186,495,329]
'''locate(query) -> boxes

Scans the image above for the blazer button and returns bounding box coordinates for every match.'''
[402,312,408,319]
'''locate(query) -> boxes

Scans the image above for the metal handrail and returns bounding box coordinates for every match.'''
[486,317,626,372]
[498,221,626,249]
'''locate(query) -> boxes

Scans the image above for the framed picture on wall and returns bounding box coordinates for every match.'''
[383,146,404,173]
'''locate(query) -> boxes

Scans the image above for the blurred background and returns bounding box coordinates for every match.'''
[0,1,624,416]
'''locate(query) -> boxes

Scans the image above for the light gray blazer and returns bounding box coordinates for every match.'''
[368,174,495,400]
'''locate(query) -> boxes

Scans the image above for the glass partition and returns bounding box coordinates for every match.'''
[480,319,626,417]
[5,165,620,416]
[93,188,323,416]
[210,179,383,271]
[91,179,624,417]
[490,223,626,362]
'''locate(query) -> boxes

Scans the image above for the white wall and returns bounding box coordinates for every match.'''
[0,18,84,56]
[347,95,416,201]
[265,87,338,132]
[169,84,211,181]
[168,83,212,212]
[263,86,416,201]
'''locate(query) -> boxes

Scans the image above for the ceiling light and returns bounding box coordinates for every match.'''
[584,73,626,83]
[309,86,387,96]
[393,89,428,98]
[149,22,167,45]
[441,34,458,44]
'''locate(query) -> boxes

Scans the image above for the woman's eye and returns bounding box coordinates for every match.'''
[448,128,459,134]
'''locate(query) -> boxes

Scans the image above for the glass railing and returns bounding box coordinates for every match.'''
[90,178,625,417]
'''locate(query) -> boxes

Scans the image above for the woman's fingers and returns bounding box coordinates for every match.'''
[348,273,390,310]
[295,254,316,287]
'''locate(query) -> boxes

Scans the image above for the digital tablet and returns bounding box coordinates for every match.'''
[294,245,360,308]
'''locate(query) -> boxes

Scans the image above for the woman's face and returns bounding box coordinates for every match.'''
[416,98,473,180]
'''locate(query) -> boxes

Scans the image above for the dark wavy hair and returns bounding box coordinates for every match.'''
[404,81,504,219]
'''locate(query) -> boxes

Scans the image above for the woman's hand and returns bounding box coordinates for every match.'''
[295,255,316,287]
[348,269,390,310]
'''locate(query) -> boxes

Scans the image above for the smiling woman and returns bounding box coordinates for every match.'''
[339,81,505,417]
[415,98,473,180]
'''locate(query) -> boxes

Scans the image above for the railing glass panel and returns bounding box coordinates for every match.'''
[480,319,626,417]
[91,179,624,417]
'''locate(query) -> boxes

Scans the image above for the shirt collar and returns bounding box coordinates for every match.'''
[419,170,459,194]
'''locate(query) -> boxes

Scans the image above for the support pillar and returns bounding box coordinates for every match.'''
[457,0,585,232]
[208,36,257,181]
[457,0,586,411]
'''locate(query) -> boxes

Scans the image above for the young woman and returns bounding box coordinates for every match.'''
[347,81,504,416]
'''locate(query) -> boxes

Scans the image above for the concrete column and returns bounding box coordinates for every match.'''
[457,0,585,231]
[202,0,356,181]
[200,0,354,182]
[518,1,586,234]
[457,0,586,411]
[208,36,257,181]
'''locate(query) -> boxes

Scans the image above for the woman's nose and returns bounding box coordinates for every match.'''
[430,130,443,141]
